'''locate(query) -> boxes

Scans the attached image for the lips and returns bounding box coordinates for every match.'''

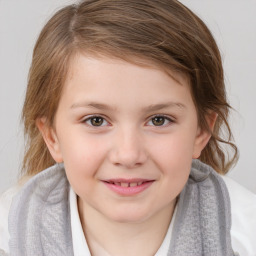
[102,179,155,196]
[104,178,154,186]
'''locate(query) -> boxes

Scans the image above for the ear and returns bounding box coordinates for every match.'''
[193,112,217,159]
[36,118,63,163]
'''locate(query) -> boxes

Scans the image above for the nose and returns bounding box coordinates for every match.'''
[108,127,148,169]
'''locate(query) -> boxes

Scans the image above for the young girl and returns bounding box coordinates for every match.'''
[0,0,255,255]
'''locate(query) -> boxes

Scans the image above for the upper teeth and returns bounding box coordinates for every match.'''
[113,182,143,187]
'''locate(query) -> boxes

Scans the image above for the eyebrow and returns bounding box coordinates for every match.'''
[142,102,186,112]
[70,102,117,111]
[70,101,186,112]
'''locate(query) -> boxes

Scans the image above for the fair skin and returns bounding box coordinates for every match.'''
[37,54,214,256]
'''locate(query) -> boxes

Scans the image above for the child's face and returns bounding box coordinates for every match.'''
[40,54,211,223]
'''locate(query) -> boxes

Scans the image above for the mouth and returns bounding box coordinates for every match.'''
[105,180,150,187]
[102,179,155,196]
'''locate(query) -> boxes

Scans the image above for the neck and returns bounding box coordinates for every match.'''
[78,198,176,256]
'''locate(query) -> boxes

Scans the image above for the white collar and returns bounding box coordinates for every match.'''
[69,187,91,256]
[69,187,176,256]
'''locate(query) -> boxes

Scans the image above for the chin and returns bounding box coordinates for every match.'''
[105,208,151,224]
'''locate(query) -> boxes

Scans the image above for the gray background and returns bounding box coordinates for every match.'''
[0,0,256,194]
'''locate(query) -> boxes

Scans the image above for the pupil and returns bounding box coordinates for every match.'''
[92,117,103,126]
[152,116,164,126]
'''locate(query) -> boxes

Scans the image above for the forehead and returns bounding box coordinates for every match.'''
[60,54,193,108]
[66,52,190,87]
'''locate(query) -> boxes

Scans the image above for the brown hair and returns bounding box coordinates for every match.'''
[22,0,238,176]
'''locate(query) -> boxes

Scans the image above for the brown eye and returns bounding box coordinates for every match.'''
[91,117,103,126]
[85,116,107,127]
[148,116,172,126]
[152,116,165,126]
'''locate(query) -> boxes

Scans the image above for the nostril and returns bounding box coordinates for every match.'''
[108,141,148,168]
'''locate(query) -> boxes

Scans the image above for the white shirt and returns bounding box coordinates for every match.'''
[1,176,256,255]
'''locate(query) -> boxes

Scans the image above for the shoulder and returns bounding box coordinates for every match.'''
[0,185,22,254]
[222,175,256,255]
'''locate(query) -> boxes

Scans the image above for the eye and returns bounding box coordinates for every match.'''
[84,116,109,127]
[147,115,173,126]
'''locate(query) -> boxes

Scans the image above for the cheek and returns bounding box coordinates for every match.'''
[149,131,196,165]
[58,134,109,188]
[147,132,195,189]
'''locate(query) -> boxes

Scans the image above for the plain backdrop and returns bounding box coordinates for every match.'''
[0,0,256,194]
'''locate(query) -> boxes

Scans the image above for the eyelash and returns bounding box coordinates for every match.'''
[146,115,174,127]
[82,115,175,128]
[83,115,109,127]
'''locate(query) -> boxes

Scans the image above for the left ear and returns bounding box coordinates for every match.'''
[193,111,217,159]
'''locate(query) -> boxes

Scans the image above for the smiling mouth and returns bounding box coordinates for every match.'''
[102,179,155,196]
[105,181,148,187]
